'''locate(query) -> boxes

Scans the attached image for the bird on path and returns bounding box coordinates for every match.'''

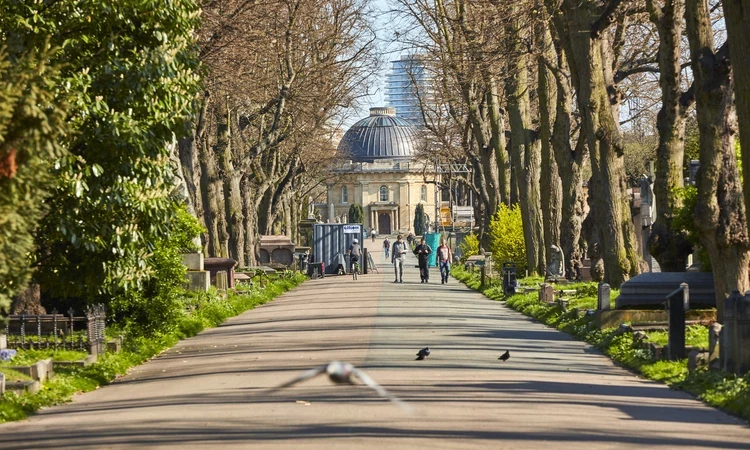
[269,361,409,409]
[416,347,430,360]
[498,350,510,361]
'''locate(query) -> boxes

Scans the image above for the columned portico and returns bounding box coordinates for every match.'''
[370,204,399,235]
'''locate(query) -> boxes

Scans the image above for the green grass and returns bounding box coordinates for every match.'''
[0,349,89,367]
[0,368,34,383]
[0,273,306,423]
[452,265,750,423]
[646,326,709,349]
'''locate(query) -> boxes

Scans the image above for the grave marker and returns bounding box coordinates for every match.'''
[597,283,610,310]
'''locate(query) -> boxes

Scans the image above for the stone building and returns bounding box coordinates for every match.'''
[316,107,438,235]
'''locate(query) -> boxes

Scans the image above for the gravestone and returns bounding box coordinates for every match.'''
[0,334,6,349]
[182,252,210,292]
[709,322,722,369]
[615,272,715,309]
[539,284,554,304]
[597,283,611,310]
[722,290,750,375]
[215,271,229,292]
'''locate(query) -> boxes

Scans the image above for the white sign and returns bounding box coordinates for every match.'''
[343,225,361,234]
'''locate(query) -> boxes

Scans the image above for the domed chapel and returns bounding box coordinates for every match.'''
[317,107,439,235]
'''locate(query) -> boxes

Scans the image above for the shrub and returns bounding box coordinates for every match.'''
[348,204,364,224]
[459,233,479,262]
[489,203,526,273]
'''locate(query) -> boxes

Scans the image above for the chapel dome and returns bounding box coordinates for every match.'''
[337,107,421,162]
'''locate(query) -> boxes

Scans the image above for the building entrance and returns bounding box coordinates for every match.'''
[378,213,392,235]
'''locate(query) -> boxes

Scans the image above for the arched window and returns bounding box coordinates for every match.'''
[421,185,427,202]
[379,185,389,202]
[341,186,348,204]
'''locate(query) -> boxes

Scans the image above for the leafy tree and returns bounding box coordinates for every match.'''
[489,203,527,274]
[0,1,202,304]
[348,204,364,224]
[0,48,68,314]
[414,203,428,236]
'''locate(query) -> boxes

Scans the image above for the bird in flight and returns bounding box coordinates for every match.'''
[416,347,430,360]
[269,361,409,409]
[499,350,510,361]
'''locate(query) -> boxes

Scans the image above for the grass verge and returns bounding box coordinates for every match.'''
[452,265,750,423]
[0,273,306,423]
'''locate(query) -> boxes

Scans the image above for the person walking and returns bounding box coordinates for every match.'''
[414,237,432,283]
[391,234,408,283]
[437,239,453,284]
[383,237,390,260]
[371,228,377,242]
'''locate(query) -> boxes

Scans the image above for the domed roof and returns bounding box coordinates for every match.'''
[337,107,420,161]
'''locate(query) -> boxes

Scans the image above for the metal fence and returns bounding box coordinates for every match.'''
[3,304,107,355]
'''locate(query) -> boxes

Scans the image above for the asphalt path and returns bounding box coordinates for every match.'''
[1,237,749,449]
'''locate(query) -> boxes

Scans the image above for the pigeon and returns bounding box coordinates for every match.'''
[269,361,409,409]
[415,347,430,360]
[498,350,510,361]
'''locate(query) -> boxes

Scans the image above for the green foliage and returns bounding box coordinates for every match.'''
[458,233,479,262]
[0,47,69,314]
[646,325,709,348]
[489,203,526,273]
[0,274,305,423]
[0,349,87,366]
[414,203,428,236]
[348,204,364,224]
[0,0,201,302]
[110,205,203,336]
[671,185,711,270]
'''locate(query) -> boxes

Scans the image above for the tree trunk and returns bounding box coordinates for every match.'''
[215,99,245,267]
[507,35,545,275]
[198,120,226,258]
[554,3,640,287]
[646,0,693,272]
[242,176,260,266]
[537,24,563,267]
[686,0,750,320]
[721,0,750,229]
[549,37,587,279]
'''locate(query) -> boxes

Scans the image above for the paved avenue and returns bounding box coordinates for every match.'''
[2,238,749,449]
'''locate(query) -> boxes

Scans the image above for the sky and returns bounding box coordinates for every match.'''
[343,0,398,127]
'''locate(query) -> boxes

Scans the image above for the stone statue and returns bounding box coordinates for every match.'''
[639,174,653,206]
[308,196,315,219]
[546,245,565,278]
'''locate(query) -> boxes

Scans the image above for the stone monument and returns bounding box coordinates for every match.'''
[546,245,565,279]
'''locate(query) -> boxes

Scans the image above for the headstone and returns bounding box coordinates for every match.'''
[615,272,715,309]
[667,283,689,360]
[215,271,228,292]
[185,271,210,291]
[721,290,750,375]
[182,253,204,271]
[539,284,554,304]
[0,334,6,350]
[709,322,722,369]
[597,283,611,310]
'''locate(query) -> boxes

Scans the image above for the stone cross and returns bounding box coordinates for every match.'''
[597,283,610,310]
